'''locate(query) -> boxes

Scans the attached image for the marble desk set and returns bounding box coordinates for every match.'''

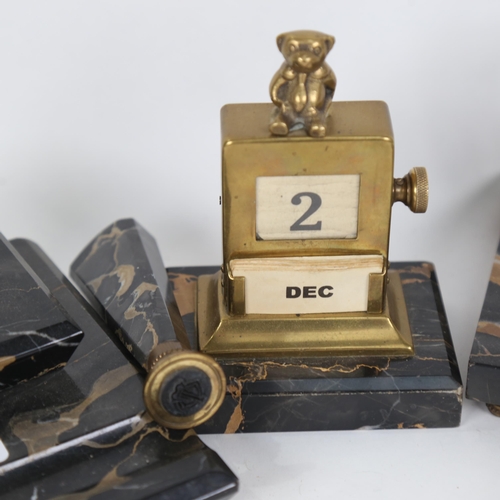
[0,30,497,499]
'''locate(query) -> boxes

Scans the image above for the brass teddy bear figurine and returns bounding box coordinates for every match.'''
[269,30,336,138]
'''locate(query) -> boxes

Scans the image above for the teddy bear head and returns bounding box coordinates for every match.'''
[276,30,335,73]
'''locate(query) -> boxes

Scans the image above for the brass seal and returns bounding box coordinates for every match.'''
[144,350,226,429]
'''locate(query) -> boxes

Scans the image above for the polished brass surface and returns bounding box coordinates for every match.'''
[269,30,336,138]
[147,341,184,372]
[393,167,429,213]
[221,101,394,313]
[144,351,226,429]
[367,272,385,313]
[197,269,413,357]
[226,272,245,316]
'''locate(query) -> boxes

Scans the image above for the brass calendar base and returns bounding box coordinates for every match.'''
[197,269,414,358]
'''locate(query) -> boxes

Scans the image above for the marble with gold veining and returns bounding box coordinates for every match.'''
[169,262,463,433]
[0,239,237,499]
[0,234,83,390]
[70,219,189,369]
[467,240,500,406]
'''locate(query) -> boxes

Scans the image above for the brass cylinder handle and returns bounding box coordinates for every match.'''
[393,167,429,213]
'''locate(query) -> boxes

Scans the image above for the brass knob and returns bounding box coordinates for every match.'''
[393,167,429,213]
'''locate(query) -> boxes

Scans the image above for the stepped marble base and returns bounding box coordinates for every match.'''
[168,262,463,433]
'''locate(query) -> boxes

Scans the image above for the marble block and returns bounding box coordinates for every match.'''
[0,234,83,390]
[0,239,237,499]
[467,239,500,412]
[71,218,187,369]
[169,262,463,432]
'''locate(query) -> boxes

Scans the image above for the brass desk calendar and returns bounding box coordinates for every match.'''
[180,30,461,433]
[197,30,428,358]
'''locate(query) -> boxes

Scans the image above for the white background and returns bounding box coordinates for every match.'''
[1,1,500,498]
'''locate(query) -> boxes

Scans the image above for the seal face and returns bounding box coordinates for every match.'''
[160,368,211,417]
[144,350,226,429]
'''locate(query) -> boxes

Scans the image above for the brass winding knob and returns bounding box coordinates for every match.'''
[393,167,429,213]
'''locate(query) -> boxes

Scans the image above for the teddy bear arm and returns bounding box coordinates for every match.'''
[269,72,289,106]
[322,70,337,101]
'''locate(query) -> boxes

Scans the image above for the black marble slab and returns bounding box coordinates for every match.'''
[0,234,83,390]
[467,239,500,410]
[71,219,189,369]
[168,262,463,432]
[0,239,237,499]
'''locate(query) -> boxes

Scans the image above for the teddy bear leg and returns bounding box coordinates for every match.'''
[270,118,288,136]
[305,107,326,138]
[269,107,289,136]
[307,109,326,137]
[309,123,326,138]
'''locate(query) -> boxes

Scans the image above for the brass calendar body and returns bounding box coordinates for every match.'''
[197,101,414,358]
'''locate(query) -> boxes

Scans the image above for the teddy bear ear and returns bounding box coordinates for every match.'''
[324,35,335,53]
[276,33,287,52]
